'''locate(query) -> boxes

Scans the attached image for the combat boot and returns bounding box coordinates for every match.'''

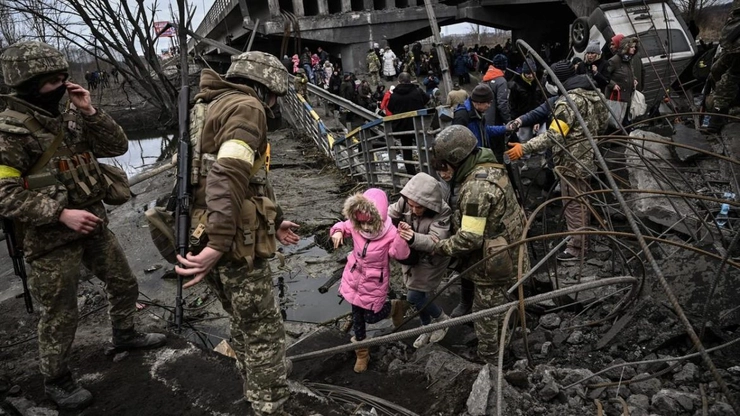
[390,299,408,328]
[44,373,93,410]
[112,328,166,350]
[429,312,450,343]
[706,108,729,134]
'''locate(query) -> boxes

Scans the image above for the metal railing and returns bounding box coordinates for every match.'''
[281,84,444,194]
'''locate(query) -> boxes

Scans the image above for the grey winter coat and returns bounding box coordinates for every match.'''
[387,173,452,292]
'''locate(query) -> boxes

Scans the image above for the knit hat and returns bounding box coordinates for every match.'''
[550,60,575,83]
[521,58,537,74]
[611,34,625,49]
[585,40,601,54]
[492,54,508,70]
[470,84,493,103]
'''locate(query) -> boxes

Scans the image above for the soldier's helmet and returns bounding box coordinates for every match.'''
[0,41,68,88]
[432,125,478,167]
[225,51,288,96]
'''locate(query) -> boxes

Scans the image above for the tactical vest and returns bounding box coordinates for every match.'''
[0,106,108,209]
[463,163,529,284]
[147,91,277,267]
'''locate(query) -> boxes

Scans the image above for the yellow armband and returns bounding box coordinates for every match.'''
[461,215,486,235]
[217,140,256,165]
[549,119,570,136]
[0,165,21,179]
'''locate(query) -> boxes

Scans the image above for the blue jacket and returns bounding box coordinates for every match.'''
[452,98,507,148]
[519,96,558,127]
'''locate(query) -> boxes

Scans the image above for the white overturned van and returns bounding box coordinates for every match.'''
[570,0,696,108]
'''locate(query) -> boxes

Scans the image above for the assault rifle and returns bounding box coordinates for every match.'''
[173,0,191,331]
[2,219,33,313]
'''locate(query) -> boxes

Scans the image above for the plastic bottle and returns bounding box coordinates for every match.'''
[716,203,730,228]
[702,115,710,128]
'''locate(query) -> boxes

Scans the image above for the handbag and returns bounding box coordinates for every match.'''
[630,90,647,119]
[606,90,628,129]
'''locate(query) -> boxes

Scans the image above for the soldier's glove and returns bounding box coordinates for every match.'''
[506,142,524,161]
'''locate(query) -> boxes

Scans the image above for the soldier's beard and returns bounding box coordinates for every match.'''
[20,84,67,116]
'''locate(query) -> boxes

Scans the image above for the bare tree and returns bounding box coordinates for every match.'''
[674,0,722,21]
[7,0,196,125]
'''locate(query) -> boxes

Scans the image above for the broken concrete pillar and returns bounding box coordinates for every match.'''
[340,42,372,73]
[292,0,304,16]
[341,0,352,12]
[317,0,328,14]
[268,0,281,16]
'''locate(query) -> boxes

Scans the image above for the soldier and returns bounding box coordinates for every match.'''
[431,125,530,364]
[506,60,608,261]
[366,48,381,88]
[0,41,166,410]
[706,0,740,134]
[174,52,300,416]
[294,67,308,98]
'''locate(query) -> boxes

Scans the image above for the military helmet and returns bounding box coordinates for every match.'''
[432,125,478,166]
[0,41,68,88]
[226,51,288,96]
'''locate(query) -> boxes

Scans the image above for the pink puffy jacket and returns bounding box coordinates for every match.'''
[331,189,410,312]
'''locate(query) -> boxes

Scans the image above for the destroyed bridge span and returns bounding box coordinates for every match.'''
[187,0,606,73]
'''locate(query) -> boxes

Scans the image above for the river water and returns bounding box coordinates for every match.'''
[100,131,174,177]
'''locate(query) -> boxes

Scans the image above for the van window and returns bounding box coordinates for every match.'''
[638,28,691,56]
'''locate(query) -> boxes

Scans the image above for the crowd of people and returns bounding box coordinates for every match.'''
[83,68,118,91]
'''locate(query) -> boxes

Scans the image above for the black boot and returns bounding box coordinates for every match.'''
[45,373,93,410]
[706,108,729,134]
[451,278,475,318]
[112,328,166,350]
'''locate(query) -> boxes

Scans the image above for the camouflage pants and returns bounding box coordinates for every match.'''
[711,51,740,110]
[204,258,288,415]
[473,284,510,363]
[27,228,138,380]
[370,71,380,88]
[561,176,590,255]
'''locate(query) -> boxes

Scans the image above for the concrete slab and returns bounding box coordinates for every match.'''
[625,130,705,239]
[671,124,713,162]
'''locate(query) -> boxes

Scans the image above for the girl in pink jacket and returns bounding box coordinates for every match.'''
[331,188,410,373]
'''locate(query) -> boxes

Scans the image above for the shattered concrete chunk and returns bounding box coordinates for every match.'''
[651,389,696,414]
[504,369,529,388]
[466,364,518,415]
[566,331,584,344]
[539,380,560,401]
[539,313,561,329]
[26,408,59,416]
[629,373,662,397]
[673,362,697,383]
[708,401,737,416]
[602,358,636,381]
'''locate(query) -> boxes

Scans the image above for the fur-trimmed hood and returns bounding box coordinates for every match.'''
[342,188,389,238]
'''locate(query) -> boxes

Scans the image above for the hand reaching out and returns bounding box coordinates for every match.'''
[331,231,344,249]
[277,221,300,245]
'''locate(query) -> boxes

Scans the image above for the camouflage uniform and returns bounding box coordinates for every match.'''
[711,0,740,111]
[293,69,308,98]
[0,42,142,383]
[433,128,530,363]
[520,86,607,255]
[188,53,289,415]
[367,51,381,88]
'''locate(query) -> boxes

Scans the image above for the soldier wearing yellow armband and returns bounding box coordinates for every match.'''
[431,125,529,364]
[173,52,300,416]
[505,60,608,262]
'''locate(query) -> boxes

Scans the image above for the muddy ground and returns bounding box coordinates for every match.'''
[2,87,740,415]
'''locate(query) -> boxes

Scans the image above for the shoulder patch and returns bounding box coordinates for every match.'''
[465,203,479,216]
[474,172,488,179]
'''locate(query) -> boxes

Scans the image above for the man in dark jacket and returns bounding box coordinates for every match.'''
[508,58,544,143]
[707,0,740,133]
[452,84,507,153]
[482,54,512,162]
[387,72,429,174]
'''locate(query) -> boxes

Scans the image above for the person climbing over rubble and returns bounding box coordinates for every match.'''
[387,173,452,348]
[431,125,530,364]
[173,51,300,416]
[331,188,411,373]
[0,41,166,410]
[506,59,609,262]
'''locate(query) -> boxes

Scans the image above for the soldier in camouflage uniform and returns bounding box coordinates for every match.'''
[366,48,381,88]
[174,52,300,416]
[506,60,608,261]
[707,0,740,133]
[431,125,530,364]
[293,68,308,98]
[0,41,166,410]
